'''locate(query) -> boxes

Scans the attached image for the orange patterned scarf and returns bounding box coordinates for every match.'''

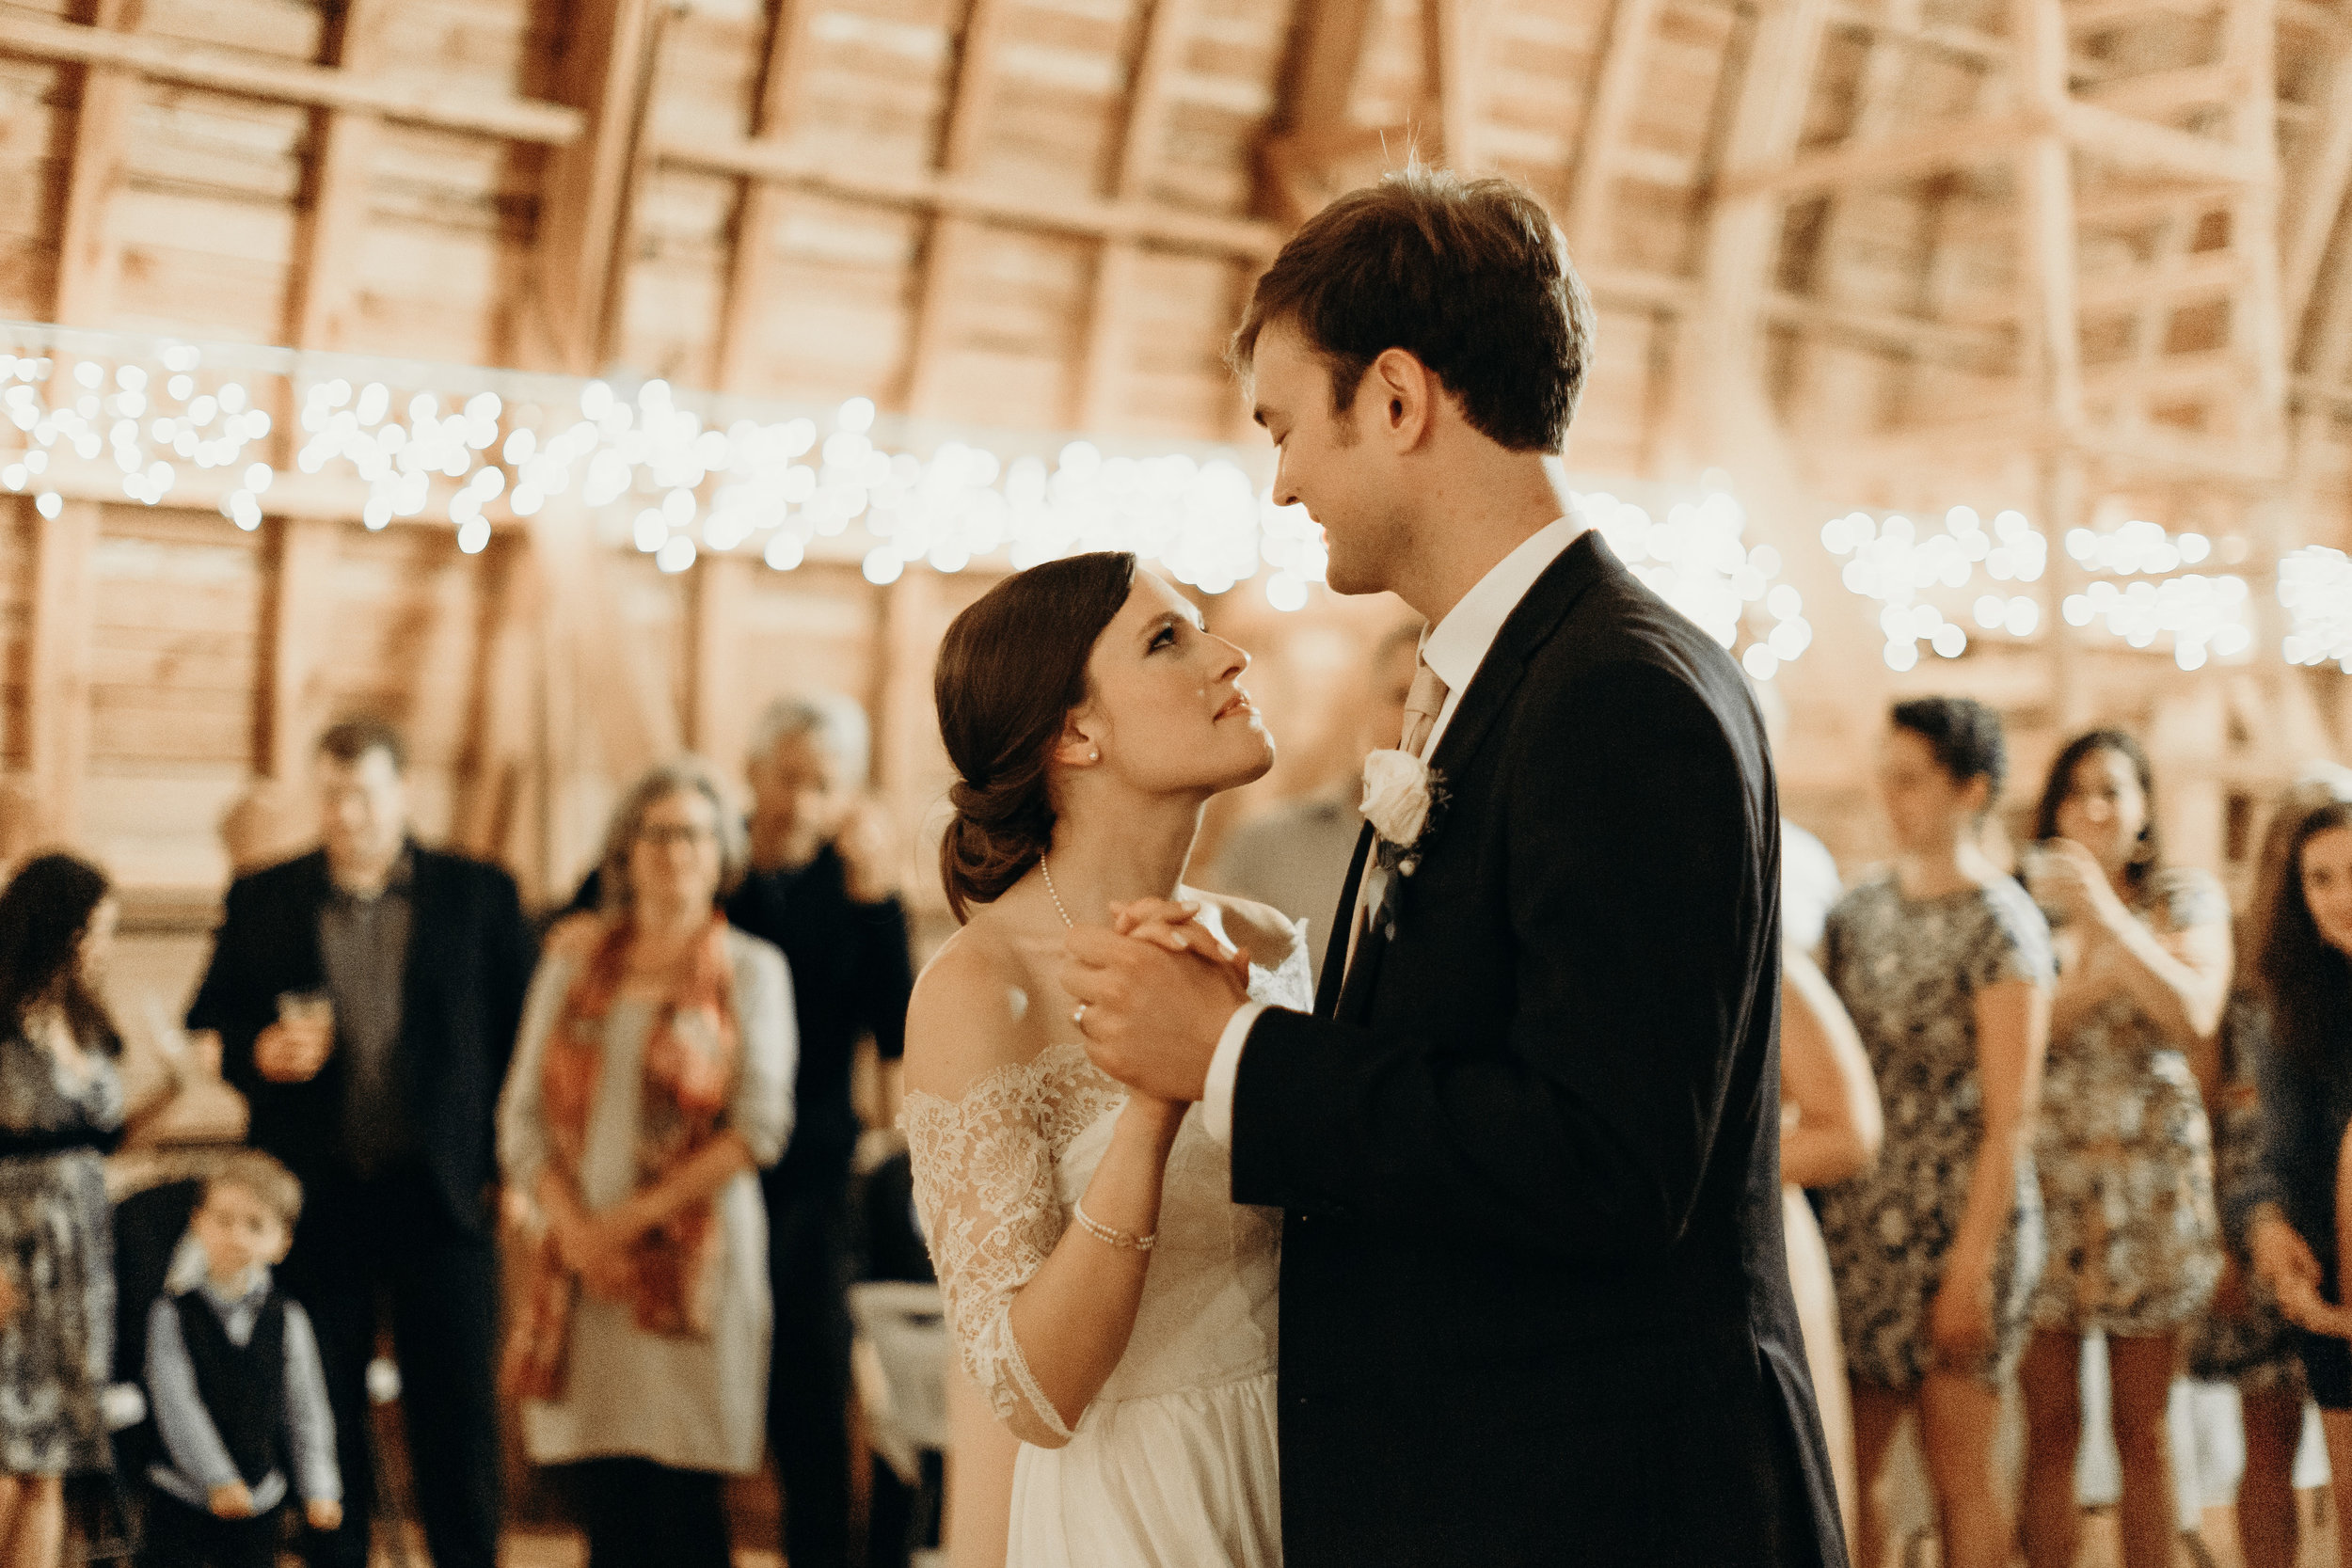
[504,914,740,1400]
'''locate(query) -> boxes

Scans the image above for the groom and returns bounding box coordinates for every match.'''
[1065,166,1847,1567]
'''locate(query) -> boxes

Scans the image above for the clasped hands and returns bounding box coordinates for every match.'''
[207,1480,341,1532]
[1062,898,1251,1104]
[548,1192,659,1305]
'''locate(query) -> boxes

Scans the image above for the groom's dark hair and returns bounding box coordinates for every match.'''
[1228,162,1594,453]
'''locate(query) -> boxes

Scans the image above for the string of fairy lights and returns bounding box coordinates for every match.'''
[0,321,2345,679]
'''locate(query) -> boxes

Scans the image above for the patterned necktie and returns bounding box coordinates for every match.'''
[1400,658,1448,758]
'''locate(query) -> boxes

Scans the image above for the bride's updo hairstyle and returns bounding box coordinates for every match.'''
[935,550,1137,923]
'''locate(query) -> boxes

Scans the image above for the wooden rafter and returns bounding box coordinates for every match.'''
[711,0,819,392]
[1422,0,1483,170]
[532,0,667,375]
[2225,0,2286,443]
[284,0,390,356]
[2280,26,2352,348]
[1670,0,1833,457]
[0,12,581,142]
[1073,0,1205,428]
[1258,0,1382,223]
[1565,0,1667,262]
[899,0,1011,417]
[2012,0,2081,435]
[49,0,140,328]
[23,499,96,841]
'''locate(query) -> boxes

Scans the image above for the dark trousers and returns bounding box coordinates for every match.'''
[278,1164,501,1568]
[553,1458,732,1568]
[766,1158,855,1568]
[141,1490,282,1568]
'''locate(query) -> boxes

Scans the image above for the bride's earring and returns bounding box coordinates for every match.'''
[1089,748,1101,763]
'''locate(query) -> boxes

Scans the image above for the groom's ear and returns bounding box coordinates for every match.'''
[1368,348,1436,451]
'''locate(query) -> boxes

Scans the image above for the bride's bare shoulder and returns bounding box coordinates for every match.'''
[905,916,1046,1097]
[1191,891,1305,972]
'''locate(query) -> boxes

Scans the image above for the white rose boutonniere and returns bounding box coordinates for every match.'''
[1359,749,1443,864]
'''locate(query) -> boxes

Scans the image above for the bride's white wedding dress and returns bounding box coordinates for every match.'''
[905,927,1312,1568]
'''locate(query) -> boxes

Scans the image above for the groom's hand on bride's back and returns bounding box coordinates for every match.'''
[1064,910,1248,1101]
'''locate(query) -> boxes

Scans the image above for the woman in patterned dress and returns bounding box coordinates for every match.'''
[1818,697,2055,1568]
[0,854,127,1567]
[2016,730,2232,1568]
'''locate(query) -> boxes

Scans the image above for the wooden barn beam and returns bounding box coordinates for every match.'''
[710,0,819,392]
[898,0,1010,418]
[2013,0,2081,434]
[2281,37,2352,349]
[0,13,583,142]
[23,499,97,843]
[1422,0,1483,169]
[283,0,389,355]
[1728,105,2272,200]
[1826,4,2006,61]
[1566,0,1667,262]
[531,0,666,375]
[2224,0,2286,447]
[1722,110,2043,198]
[2063,0,2217,31]
[1073,0,1204,429]
[50,0,141,328]
[1669,0,1832,458]
[1257,0,1381,222]
[261,516,336,784]
[664,138,1286,255]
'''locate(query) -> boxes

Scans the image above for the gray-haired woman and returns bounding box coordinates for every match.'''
[497,759,797,1568]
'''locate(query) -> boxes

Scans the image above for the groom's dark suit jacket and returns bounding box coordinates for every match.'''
[1232,531,1847,1566]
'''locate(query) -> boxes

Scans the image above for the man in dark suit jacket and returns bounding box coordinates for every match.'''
[187,717,535,1568]
[1066,167,1847,1565]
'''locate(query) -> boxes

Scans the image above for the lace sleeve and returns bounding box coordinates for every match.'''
[903,1065,1076,1448]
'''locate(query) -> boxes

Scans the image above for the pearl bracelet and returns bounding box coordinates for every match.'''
[1072,1197,1155,1253]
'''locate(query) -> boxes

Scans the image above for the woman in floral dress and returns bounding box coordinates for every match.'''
[1818,697,2054,1568]
[0,855,127,1567]
[2015,730,2232,1568]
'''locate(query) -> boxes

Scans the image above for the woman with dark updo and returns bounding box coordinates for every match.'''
[901,551,1309,1567]
[1817,697,2055,1568]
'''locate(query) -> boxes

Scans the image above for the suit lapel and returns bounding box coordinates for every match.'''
[1316,823,1375,1020]
[1326,531,1624,1028]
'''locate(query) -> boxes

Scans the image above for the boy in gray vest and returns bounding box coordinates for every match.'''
[144,1150,341,1567]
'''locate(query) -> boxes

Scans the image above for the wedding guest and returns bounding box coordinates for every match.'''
[563,694,913,1568]
[144,1150,342,1568]
[0,855,126,1568]
[1209,621,1419,937]
[2017,729,2230,1568]
[1818,696,2054,1568]
[2234,787,2352,1563]
[500,758,796,1568]
[2191,769,2352,1568]
[1779,946,1880,1549]
[185,717,535,1568]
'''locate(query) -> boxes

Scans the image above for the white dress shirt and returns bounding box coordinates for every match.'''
[1201,515,1586,1143]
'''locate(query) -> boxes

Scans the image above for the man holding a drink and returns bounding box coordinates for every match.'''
[187,717,536,1568]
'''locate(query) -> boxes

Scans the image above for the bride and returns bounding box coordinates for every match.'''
[902,549,1311,1567]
